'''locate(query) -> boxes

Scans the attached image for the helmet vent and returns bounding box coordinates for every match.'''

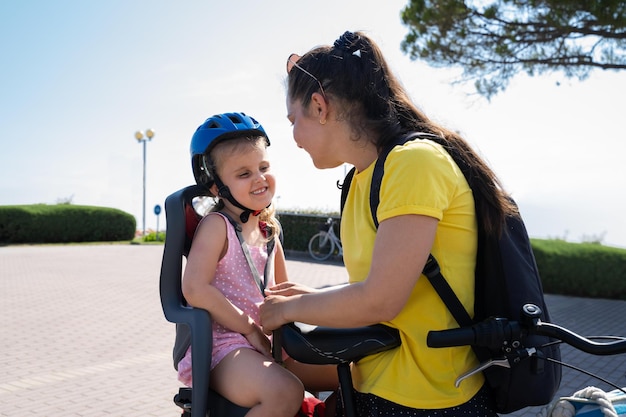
[227,114,242,123]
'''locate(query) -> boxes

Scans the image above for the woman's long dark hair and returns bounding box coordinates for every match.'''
[287,31,517,237]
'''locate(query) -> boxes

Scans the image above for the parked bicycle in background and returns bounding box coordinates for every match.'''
[308,217,342,261]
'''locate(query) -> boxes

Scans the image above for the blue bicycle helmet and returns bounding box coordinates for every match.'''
[190,112,270,222]
[190,112,269,188]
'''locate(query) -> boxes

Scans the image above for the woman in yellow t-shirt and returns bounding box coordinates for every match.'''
[261,31,517,417]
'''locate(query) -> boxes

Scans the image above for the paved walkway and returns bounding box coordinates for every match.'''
[0,245,624,416]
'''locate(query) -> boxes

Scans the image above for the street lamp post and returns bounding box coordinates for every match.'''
[134,129,155,236]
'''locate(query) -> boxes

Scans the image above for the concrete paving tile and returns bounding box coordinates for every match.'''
[1,245,624,417]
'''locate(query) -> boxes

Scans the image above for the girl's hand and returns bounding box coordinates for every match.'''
[264,281,318,297]
[243,323,272,357]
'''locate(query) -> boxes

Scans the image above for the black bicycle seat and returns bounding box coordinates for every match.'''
[278,322,401,365]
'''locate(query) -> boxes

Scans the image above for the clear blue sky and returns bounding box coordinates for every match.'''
[1,1,625,248]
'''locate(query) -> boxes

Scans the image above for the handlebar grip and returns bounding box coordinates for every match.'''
[429,306,626,355]
[427,326,476,348]
[428,318,522,350]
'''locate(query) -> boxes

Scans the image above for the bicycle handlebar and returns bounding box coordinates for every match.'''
[427,304,626,356]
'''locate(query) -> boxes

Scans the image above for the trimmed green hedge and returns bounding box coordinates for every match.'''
[0,205,136,243]
[278,212,626,300]
[278,213,338,252]
[3,206,625,300]
[531,239,626,299]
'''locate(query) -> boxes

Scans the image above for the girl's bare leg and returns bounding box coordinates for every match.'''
[211,348,304,417]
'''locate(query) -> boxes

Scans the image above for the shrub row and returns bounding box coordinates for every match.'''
[278,212,626,300]
[531,239,626,300]
[0,205,136,243]
[278,212,337,252]
[2,207,625,300]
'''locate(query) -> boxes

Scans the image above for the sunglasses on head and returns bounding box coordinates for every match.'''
[286,53,327,100]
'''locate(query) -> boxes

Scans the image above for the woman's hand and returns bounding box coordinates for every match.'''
[264,281,318,297]
[243,323,272,357]
[260,295,292,334]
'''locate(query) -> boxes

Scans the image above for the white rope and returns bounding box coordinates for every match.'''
[572,387,618,417]
[543,386,618,417]
[548,399,576,417]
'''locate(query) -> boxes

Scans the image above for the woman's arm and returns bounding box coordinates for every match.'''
[273,238,289,285]
[267,238,325,295]
[260,213,438,331]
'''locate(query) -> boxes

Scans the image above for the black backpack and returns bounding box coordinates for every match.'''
[339,132,561,414]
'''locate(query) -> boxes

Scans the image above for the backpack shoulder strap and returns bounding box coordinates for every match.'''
[339,131,440,221]
[340,166,356,215]
[424,256,474,327]
[370,132,473,327]
[370,132,441,227]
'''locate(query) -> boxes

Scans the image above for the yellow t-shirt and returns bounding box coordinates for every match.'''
[341,139,484,409]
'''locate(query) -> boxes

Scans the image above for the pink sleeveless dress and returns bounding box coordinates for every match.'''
[177,212,273,386]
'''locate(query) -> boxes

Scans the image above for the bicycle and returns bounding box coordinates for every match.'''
[277,303,626,417]
[308,217,343,261]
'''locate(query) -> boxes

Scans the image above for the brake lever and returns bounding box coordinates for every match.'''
[455,357,510,387]
[455,347,538,387]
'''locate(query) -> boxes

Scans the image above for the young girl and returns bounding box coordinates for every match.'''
[177,112,337,417]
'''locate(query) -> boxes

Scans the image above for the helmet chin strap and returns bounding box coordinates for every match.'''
[213,175,262,223]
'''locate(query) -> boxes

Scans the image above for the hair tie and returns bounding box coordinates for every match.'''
[334,31,362,57]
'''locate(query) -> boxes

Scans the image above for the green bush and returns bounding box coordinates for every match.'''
[531,239,626,299]
[143,231,165,242]
[3,205,625,300]
[277,212,626,300]
[278,212,339,252]
[0,204,136,243]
